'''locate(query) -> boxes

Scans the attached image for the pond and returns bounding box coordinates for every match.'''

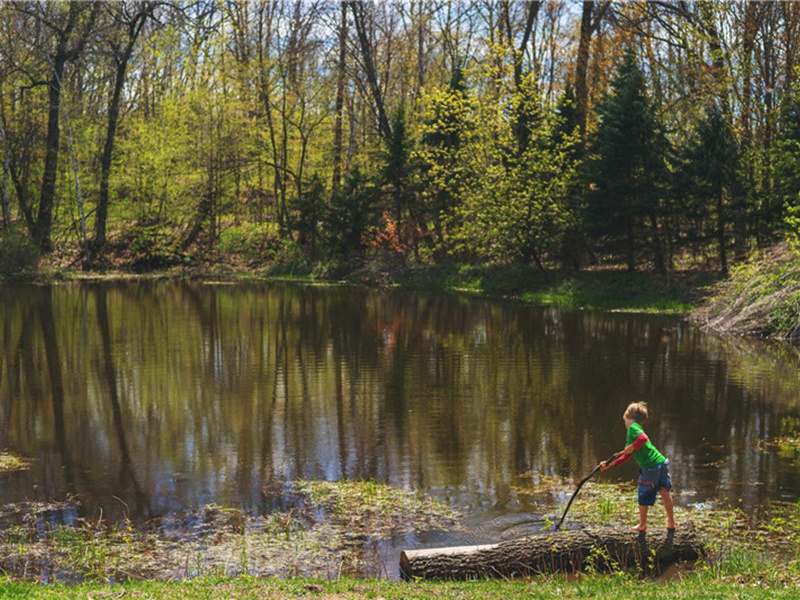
[1,280,799,577]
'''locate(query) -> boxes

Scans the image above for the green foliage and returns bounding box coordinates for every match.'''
[323,168,378,260]
[777,82,800,247]
[584,48,669,272]
[0,227,40,276]
[438,59,578,266]
[292,174,326,260]
[116,220,182,272]
[217,222,281,264]
[680,103,741,270]
[417,67,474,255]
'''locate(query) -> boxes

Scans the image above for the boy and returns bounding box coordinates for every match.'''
[600,402,675,532]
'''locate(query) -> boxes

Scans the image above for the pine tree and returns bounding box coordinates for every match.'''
[775,84,800,248]
[684,104,739,274]
[584,48,668,273]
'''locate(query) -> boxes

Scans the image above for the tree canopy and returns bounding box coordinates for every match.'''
[1,1,798,273]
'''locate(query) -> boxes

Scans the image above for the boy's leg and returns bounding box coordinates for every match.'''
[634,505,648,531]
[660,488,675,529]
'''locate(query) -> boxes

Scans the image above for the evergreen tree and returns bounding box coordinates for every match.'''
[418,66,471,257]
[684,104,739,274]
[323,168,378,260]
[584,48,669,273]
[551,85,585,270]
[377,105,420,262]
[295,173,325,260]
[775,84,800,248]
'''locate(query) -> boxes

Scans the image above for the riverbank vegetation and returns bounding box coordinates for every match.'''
[690,243,800,343]
[0,478,799,597]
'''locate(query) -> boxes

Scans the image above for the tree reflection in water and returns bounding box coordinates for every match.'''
[0,281,798,529]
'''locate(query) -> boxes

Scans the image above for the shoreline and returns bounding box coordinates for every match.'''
[3,260,721,317]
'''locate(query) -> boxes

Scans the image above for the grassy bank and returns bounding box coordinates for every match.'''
[19,255,721,316]
[390,264,718,313]
[690,243,800,343]
[3,571,800,600]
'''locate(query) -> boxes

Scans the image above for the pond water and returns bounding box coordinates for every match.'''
[1,281,799,556]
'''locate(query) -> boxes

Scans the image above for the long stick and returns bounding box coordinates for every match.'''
[555,451,623,531]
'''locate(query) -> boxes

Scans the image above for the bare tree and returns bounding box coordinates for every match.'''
[16,1,101,251]
[94,1,157,260]
[575,1,611,139]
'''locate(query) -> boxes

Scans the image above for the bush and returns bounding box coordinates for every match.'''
[0,227,40,276]
[217,222,282,264]
[116,220,182,272]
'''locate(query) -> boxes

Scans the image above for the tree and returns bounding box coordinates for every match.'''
[418,65,471,256]
[551,86,585,270]
[17,1,101,251]
[574,1,611,140]
[684,104,739,274]
[93,1,156,260]
[585,48,668,273]
[0,116,10,229]
[379,104,417,260]
[323,167,377,260]
[348,1,392,143]
[776,82,800,248]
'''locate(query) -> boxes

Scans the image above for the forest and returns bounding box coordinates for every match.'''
[1,0,800,275]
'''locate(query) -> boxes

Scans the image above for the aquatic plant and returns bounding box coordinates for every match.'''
[0,452,31,474]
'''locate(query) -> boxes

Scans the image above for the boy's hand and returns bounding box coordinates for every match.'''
[599,461,609,471]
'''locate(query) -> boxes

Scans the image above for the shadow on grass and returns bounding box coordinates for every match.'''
[394,265,722,314]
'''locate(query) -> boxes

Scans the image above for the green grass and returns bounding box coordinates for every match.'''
[394,264,717,314]
[2,572,800,599]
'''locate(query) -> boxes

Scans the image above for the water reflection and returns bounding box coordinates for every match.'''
[1,281,799,527]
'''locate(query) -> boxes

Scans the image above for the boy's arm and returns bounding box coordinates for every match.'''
[600,433,648,470]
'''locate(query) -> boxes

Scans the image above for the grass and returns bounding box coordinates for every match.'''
[25,252,720,316]
[0,480,460,584]
[2,570,800,599]
[691,243,800,342]
[389,264,718,314]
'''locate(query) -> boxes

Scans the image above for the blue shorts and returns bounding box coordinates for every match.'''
[637,461,672,506]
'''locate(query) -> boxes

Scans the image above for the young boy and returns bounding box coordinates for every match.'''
[600,402,675,532]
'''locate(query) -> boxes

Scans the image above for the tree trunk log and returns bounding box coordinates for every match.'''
[400,526,703,580]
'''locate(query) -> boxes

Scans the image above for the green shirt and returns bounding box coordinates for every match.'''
[626,421,666,469]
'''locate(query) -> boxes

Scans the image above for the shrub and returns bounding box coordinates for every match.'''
[218,222,282,264]
[0,227,39,276]
[116,220,182,272]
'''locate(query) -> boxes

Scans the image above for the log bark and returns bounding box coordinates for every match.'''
[400,526,703,580]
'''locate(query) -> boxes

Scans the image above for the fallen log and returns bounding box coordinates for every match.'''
[400,526,703,580]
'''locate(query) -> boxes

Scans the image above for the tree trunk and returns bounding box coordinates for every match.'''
[349,1,392,143]
[34,56,67,251]
[0,119,10,229]
[400,526,703,580]
[95,3,153,257]
[332,1,347,189]
[32,1,100,252]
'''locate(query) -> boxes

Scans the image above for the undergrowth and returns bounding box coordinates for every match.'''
[691,243,800,342]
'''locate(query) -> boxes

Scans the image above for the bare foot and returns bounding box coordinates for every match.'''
[631,525,646,532]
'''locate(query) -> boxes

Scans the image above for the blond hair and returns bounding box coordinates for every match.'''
[625,402,649,424]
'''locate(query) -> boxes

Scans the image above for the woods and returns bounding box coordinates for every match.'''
[1,1,800,274]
